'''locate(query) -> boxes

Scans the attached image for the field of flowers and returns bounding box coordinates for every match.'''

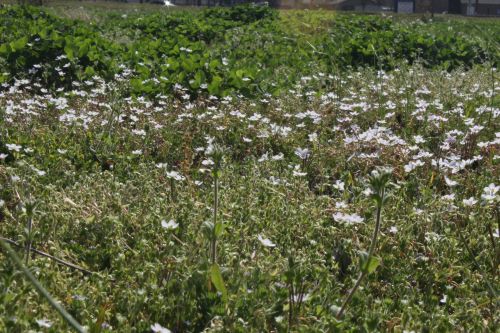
[0,2,499,332]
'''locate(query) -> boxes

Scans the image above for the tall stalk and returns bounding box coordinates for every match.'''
[336,168,391,319]
[210,170,219,265]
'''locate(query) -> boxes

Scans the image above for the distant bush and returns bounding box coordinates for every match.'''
[0,5,496,97]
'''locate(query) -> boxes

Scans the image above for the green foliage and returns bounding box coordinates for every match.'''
[1,5,497,97]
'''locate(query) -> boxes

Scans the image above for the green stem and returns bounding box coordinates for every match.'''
[211,173,218,265]
[0,239,86,333]
[25,215,32,265]
[337,189,384,319]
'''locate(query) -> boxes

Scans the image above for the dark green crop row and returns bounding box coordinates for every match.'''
[0,4,497,97]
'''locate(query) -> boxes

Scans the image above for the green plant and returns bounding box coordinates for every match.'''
[336,167,392,319]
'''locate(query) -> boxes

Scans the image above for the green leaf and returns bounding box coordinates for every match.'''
[64,44,75,60]
[360,254,381,274]
[210,264,228,302]
[214,222,224,238]
[208,76,223,95]
[9,37,28,52]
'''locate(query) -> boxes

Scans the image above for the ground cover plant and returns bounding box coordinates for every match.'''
[0,2,499,332]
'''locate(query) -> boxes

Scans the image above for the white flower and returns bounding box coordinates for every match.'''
[462,197,477,207]
[6,143,22,152]
[441,193,455,201]
[161,219,179,230]
[36,318,52,328]
[444,176,458,187]
[0,199,4,208]
[335,201,347,209]
[481,183,499,202]
[294,147,310,160]
[166,171,185,181]
[413,135,426,144]
[404,159,424,173]
[0,153,8,160]
[333,180,345,191]
[363,187,374,197]
[271,153,284,161]
[132,129,146,136]
[389,226,398,234]
[201,159,214,166]
[257,234,276,248]
[132,149,142,155]
[151,323,171,333]
[57,149,67,154]
[293,170,307,177]
[332,212,364,225]
[308,133,318,142]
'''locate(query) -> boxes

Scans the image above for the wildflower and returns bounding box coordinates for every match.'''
[294,148,310,160]
[165,171,185,181]
[333,180,345,191]
[444,176,458,187]
[363,187,374,197]
[292,165,307,177]
[151,323,171,333]
[0,153,8,160]
[57,149,67,154]
[389,226,398,234]
[131,129,146,136]
[308,133,318,142]
[332,212,364,225]
[257,235,276,248]
[481,183,499,202]
[36,319,52,328]
[202,159,214,166]
[132,149,142,155]
[161,219,179,230]
[404,160,424,173]
[258,153,269,163]
[462,197,477,207]
[413,135,426,144]
[6,143,22,152]
[0,199,4,208]
[335,201,347,209]
[441,193,455,201]
[271,153,284,161]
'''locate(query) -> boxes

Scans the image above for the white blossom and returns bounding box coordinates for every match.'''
[257,234,276,248]
[161,219,179,230]
[151,323,172,333]
[481,183,499,202]
[332,212,364,225]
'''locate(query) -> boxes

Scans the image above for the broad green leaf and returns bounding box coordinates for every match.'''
[214,222,224,238]
[9,37,28,52]
[360,254,381,274]
[210,264,228,302]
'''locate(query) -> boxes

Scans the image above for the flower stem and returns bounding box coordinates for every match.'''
[337,188,384,319]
